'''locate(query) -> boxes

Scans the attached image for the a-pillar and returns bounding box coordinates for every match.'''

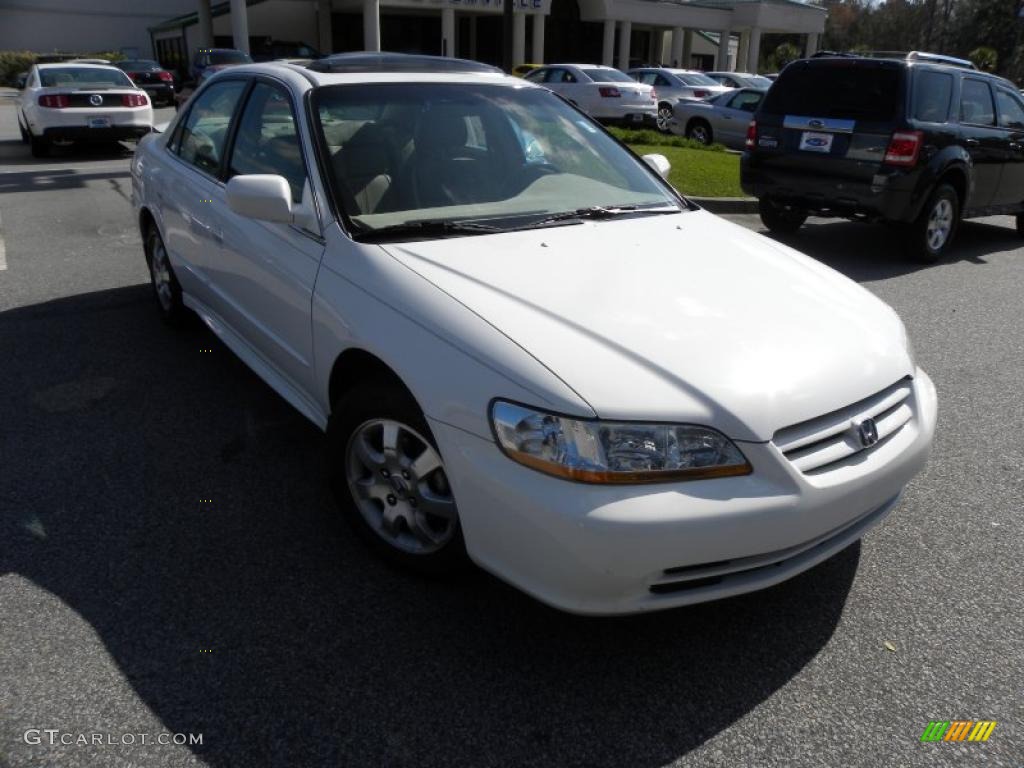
[716,28,731,71]
[670,27,684,68]
[363,0,380,51]
[230,0,249,53]
[601,19,615,66]
[682,29,693,68]
[747,27,762,73]
[512,10,526,66]
[196,0,214,49]
[617,20,631,70]
[442,8,455,57]
[317,0,332,54]
[805,32,819,57]
[531,14,545,64]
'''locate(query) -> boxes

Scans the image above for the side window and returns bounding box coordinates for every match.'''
[175,79,247,176]
[638,73,657,85]
[524,68,546,83]
[228,82,307,203]
[654,74,672,87]
[995,88,1024,130]
[913,71,953,123]
[728,90,762,112]
[544,68,567,83]
[960,79,995,126]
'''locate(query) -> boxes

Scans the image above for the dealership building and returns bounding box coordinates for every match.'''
[3,0,825,75]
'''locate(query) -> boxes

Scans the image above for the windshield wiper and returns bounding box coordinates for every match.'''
[352,219,501,243]
[529,205,680,227]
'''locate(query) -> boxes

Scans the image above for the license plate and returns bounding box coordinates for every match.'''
[88,116,111,129]
[799,131,833,153]
[630,113,643,123]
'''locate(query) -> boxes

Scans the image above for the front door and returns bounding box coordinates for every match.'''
[993,85,1024,208]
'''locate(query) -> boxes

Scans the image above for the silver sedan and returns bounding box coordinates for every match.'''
[669,88,766,149]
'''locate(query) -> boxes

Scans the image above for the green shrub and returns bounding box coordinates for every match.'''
[1,50,125,86]
[606,126,727,152]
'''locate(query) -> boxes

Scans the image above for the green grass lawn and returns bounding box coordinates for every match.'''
[630,144,743,198]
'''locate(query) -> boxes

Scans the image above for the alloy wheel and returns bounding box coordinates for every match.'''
[149,236,174,311]
[345,419,458,555]
[657,105,673,132]
[926,198,953,252]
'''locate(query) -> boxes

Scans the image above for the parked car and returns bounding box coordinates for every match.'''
[706,71,774,89]
[116,59,176,106]
[511,63,542,78]
[16,63,152,157]
[670,87,766,148]
[524,63,657,126]
[250,40,323,62]
[132,54,936,615]
[627,67,733,131]
[189,48,252,82]
[741,52,1024,262]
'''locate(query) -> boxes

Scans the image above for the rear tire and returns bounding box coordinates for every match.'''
[687,119,712,145]
[656,102,674,133]
[29,133,49,158]
[904,183,959,264]
[17,115,28,144]
[759,198,808,234]
[327,380,466,575]
[145,225,187,326]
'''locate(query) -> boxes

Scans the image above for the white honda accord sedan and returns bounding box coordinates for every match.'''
[131,54,937,615]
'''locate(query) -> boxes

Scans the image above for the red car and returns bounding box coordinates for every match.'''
[115,59,175,106]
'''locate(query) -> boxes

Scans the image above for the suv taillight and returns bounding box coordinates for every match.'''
[884,131,923,166]
[38,94,69,108]
[745,119,757,149]
[122,93,149,107]
[599,86,621,98]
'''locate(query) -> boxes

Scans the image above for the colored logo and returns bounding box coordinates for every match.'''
[805,137,829,148]
[920,721,996,742]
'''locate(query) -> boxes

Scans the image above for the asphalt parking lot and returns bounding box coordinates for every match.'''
[0,88,1021,768]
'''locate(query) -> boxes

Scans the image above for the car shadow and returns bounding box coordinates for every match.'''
[0,135,134,168]
[759,217,1020,281]
[1,285,860,768]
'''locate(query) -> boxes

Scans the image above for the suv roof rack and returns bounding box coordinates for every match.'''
[811,49,977,70]
[307,52,502,75]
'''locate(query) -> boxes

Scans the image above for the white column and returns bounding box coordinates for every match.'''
[531,14,545,64]
[617,20,631,70]
[716,28,730,71]
[738,30,750,72]
[442,8,455,57]
[363,0,380,51]
[670,27,684,68]
[317,0,332,54]
[196,0,214,49]
[682,29,692,68]
[651,29,665,66]
[747,27,761,74]
[512,10,526,66]
[805,32,819,57]
[229,0,250,53]
[601,19,615,66]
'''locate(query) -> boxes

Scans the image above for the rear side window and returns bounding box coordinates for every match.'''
[913,71,953,122]
[960,79,995,125]
[994,87,1024,129]
[761,64,901,121]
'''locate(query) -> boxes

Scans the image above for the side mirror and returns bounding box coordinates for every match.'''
[642,153,671,179]
[226,174,293,223]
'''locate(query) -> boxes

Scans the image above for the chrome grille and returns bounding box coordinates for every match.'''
[773,378,914,474]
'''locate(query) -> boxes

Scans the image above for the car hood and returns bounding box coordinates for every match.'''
[382,210,913,441]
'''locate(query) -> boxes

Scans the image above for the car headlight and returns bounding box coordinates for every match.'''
[490,401,752,484]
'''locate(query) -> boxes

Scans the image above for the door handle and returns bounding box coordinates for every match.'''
[964,138,980,147]
[1010,142,1024,152]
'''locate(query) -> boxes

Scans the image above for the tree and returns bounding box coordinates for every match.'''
[769,42,803,71]
[969,45,998,70]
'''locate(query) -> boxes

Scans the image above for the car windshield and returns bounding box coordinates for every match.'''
[120,60,159,70]
[677,73,719,86]
[581,68,634,83]
[314,83,680,234]
[210,51,252,65]
[743,75,773,88]
[39,67,134,88]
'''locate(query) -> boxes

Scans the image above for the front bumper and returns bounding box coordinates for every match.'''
[433,369,937,615]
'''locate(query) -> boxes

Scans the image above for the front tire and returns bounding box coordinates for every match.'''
[686,119,712,145]
[328,380,465,574]
[759,197,808,234]
[145,225,187,325]
[905,183,959,263]
[656,103,674,133]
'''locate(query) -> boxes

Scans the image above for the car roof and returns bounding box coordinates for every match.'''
[207,61,528,90]
[37,62,123,70]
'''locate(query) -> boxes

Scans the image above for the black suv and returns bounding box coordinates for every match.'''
[741,52,1024,262]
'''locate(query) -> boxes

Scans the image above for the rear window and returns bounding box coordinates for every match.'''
[581,68,634,83]
[39,67,134,88]
[677,73,718,86]
[913,70,953,122]
[761,63,902,122]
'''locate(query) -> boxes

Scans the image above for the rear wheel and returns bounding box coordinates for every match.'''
[145,225,187,325]
[687,119,712,145]
[328,380,465,574]
[759,198,808,234]
[904,183,959,263]
[656,103,674,133]
[17,115,28,144]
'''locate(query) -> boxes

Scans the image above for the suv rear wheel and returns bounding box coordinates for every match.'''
[758,198,808,234]
[905,183,959,263]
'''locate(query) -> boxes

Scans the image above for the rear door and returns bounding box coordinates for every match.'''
[753,61,904,184]
[957,78,1005,209]
[992,85,1024,207]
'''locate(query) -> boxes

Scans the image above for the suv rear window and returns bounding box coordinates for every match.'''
[761,63,901,122]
